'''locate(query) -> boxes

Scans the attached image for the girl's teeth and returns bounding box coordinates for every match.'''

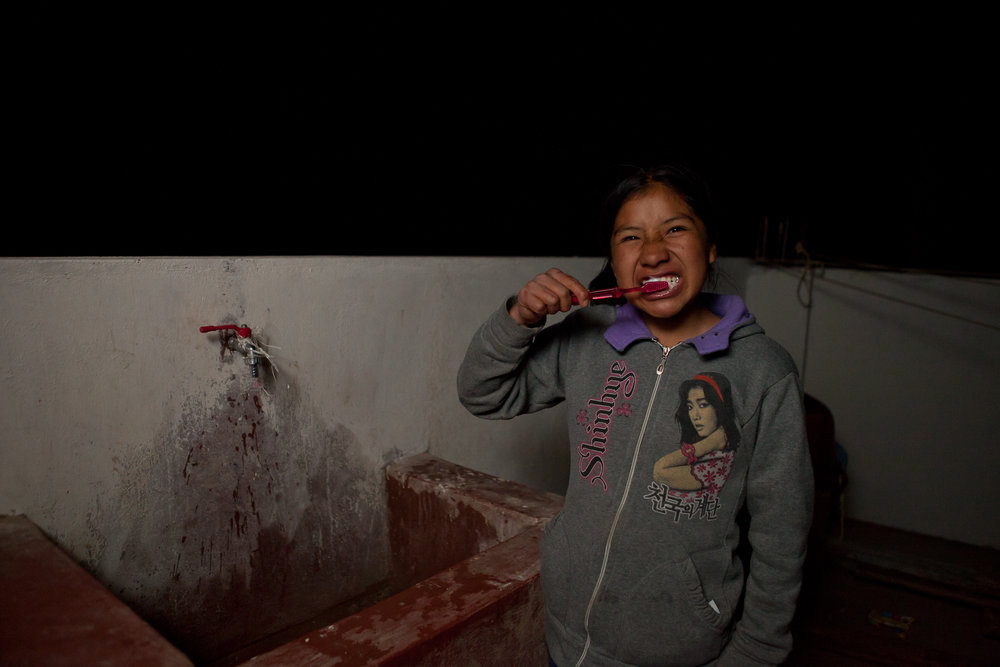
[644,276,679,288]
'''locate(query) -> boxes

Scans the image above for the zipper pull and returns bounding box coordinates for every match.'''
[656,343,670,375]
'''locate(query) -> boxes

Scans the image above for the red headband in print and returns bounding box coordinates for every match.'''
[693,374,724,403]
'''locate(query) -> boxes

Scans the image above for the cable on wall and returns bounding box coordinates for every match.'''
[771,258,1000,333]
[794,243,815,387]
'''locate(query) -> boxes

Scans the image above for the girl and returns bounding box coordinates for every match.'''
[458,165,813,666]
[653,372,740,495]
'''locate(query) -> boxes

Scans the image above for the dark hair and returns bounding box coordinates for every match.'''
[673,372,740,451]
[589,164,718,291]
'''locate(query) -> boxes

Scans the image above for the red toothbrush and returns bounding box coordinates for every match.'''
[571,281,672,304]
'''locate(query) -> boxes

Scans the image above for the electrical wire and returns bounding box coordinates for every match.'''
[755,226,1000,391]
[809,254,1000,283]
[794,243,815,386]
[769,258,1000,333]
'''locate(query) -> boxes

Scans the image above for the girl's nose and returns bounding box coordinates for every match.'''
[640,237,670,266]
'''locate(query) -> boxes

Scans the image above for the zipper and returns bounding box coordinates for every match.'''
[574,340,674,666]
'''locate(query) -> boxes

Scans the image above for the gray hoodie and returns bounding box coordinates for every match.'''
[458,294,814,666]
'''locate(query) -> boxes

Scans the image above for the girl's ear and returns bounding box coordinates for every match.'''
[708,244,718,265]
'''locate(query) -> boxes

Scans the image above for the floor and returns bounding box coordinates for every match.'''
[786,520,1000,666]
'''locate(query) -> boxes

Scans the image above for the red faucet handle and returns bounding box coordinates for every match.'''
[200,324,252,338]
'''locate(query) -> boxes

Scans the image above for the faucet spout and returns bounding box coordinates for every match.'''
[200,323,270,379]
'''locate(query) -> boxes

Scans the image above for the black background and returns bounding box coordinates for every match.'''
[12,5,996,274]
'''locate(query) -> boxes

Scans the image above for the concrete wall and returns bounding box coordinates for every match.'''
[742,262,1000,549]
[0,255,601,661]
[1,256,997,656]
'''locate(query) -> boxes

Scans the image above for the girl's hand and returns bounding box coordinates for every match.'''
[509,268,590,326]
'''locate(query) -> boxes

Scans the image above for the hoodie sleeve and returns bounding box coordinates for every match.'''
[457,298,567,418]
[718,371,815,666]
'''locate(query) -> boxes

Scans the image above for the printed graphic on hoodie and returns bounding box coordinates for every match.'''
[576,360,636,492]
[645,372,739,521]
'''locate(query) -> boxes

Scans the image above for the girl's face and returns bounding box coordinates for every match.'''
[686,387,720,437]
[610,184,716,324]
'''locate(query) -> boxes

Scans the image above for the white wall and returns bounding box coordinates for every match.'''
[743,262,1000,548]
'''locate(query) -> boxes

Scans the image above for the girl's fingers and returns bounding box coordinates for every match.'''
[537,269,591,310]
[510,269,586,325]
[543,268,591,307]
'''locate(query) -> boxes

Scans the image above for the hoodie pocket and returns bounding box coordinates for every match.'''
[612,554,730,665]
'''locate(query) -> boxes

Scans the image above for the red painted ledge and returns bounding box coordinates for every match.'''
[0,515,192,666]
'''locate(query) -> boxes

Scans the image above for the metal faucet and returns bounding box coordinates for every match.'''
[199,324,265,378]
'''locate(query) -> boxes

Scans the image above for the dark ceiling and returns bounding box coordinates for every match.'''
[12,6,996,274]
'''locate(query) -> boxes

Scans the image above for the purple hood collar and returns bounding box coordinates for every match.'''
[603,293,754,354]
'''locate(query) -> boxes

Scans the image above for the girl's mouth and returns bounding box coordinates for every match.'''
[640,275,681,297]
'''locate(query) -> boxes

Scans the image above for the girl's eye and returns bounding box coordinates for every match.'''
[664,215,696,235]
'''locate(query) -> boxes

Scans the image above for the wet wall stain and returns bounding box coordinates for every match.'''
[91,375,390,664]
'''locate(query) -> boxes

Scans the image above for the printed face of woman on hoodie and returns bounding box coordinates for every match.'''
[686,387,720,438]
[610,184,717,331]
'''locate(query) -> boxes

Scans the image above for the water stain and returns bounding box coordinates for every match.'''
[90,375,390,663]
